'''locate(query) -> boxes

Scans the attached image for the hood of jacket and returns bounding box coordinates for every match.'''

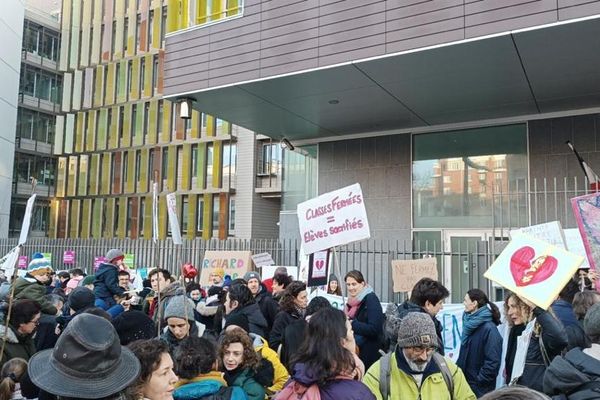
[545,347,600,394]
[95,262,118,279]
[249,332,268,349]
[196,302,219,317]
[238,303,268,330]
[174,377,225,400]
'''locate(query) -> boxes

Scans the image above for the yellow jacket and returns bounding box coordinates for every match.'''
[251,333,289,396]
[362,352,476,400]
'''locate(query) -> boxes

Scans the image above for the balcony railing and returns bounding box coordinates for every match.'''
[167,0,243,34]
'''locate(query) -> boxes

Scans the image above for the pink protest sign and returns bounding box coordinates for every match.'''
[63,250,75,265]
[18,256,28,269]
[94,256,106,271]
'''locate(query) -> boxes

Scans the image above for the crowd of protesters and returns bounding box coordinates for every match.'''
[1,249,600,399]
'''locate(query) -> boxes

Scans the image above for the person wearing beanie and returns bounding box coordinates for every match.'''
[244,271,279,338]
[363,312,475,399]
[11,257,57,315]
[82,274,95,290]
[94,248,126,309]
[160,295,206,355]
[544,302,600,397]
[209,268,225,287]
[56,287,97,334]
[113,310,156,345]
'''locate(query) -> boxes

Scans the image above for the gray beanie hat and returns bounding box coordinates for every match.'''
[396,312,439,348]
[106,249,125,263]
[244,271,261,282]
[584,302,600,338]
[164,295,195,321]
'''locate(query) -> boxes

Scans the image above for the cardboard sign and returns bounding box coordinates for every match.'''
[166,193,183,245]
[18,194,37,245]
[297,183,370,254]
[251,252,275,267]
[63,250,75,265]
[200,251,252,287]
[308,249,330,287]
[261,266,299,280]
[564,228,591,269]
[484,234,583,309]
[391,258,438,293]
[572,193,600,271]
[510,221,566,249]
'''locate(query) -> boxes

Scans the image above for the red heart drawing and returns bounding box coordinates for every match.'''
[510,246,558,287]
[315,260,325,270]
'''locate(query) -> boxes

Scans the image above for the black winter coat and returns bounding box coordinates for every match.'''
[94,262,124,300]
[544,347,600,399]
[269,310,300,351]
[457,320,502,397]
[351,291,384,371]
[228,303,268,338]
[254,286,280,337]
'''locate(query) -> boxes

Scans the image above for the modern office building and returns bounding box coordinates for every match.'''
[51,0,280,241]
[9,6,62,238]
[0,1,26,238]
[163,1,600,298]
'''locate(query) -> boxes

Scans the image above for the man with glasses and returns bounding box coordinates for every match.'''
[0,299,41,364]
[11,256,57,315]
[363,312,475,400]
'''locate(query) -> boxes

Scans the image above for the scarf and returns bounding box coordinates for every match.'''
[223,367,243,387]
[345,286,373,319]
[461,306,493,344]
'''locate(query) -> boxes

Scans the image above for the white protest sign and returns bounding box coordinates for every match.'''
[391,258,438,293]
[297,183,370,254]
[510,221,566,249]
[166,193,182,245]
[564,228,591,269]
[251,252,275,267]
[0,247,20,279]
[311,250,328,280]
[18,194,37,245]
[261,266,298,280]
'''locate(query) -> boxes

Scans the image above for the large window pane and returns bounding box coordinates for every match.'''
[412,125,527,228]
[282,145,317,211]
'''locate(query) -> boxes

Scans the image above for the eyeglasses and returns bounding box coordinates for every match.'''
[29,318,40,326]
[407,346,434,355]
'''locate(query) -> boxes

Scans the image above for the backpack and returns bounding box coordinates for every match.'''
[378,349,454,400]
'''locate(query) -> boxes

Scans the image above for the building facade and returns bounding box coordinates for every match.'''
[0,1,26,237]
[162,1,600,299]
[10,7,62,238]
[51,0,280,241]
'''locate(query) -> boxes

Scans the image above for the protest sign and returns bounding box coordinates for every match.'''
[484,234,583,309]
[200,251,252,287]
[261,266,298,280]
[18,256,28,269]
[564,228,591,269]
[572,192,600,271]
[124,254,135,270]
[251,253,275,268]
[63,250,75,265]
[42,253,52,264]
[166,193,183,245]
[391,258,438,293]
[297,183,370,254]
[94,256,106,271]
[0,247,20,279]
[510,221,566,249]
[308,249,330,287]
[18,194,37,245]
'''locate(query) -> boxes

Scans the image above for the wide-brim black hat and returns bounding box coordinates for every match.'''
[28,313,140,398]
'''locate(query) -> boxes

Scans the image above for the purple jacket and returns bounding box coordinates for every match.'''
[291,363,375,400]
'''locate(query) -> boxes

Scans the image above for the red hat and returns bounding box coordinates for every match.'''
[182,263,198,279]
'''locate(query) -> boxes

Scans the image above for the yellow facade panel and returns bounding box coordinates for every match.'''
[139,148,149,193]
[190,110,200,138]
[105,63,116,105]
[205,114,214,136]
[212,140,222,189]
[202,193,212,240]
[101,153,111,195]
[151,6,161,49]
[56,157,67,197]
[143,55,153,98]
[133,102,144,146]
[69,200,81,238]
[114,0,126,59]
[103,198,115,237]
[69,0,81,70]
[59,0,72,71]
[182,143,191,190]
[126,150,135,193]
[89,153,100,195]
[161,100,171,143]
[75,112,84,153]
[67,156,78,196]
[121,104,132,147]
[49,200,59,238]
[117,59,128,104]
[86,111,97,152]
[117,197,127,238]
[147,100,158,144]
[93,65,104,107]
[167,145,176,192]
[97,108,107,150]
[130,57,140,100]
[78,155,89,196]
[80,199,92,239]
[80,0,92,67]
[109,106,120,149]
[90,0,103,65]
[92,198,102,238]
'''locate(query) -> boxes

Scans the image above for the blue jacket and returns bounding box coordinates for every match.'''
[174,377,247,400]
[351,292,384,371]
[94,262,125,300]
[457,320,502,397]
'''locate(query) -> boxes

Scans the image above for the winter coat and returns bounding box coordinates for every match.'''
[224,368,265,400]
[254,285,280,336]
[456,318,502,397]
[544,346,600,399]
[12,276,57,315]
[552,299,584,351]
[250,333,289,394]
[230,303,268,339]
[34,312,59,351]
[174,372,247,400]
[0,323,36,365]
[362,350,476,400]
[280,318,307,370]
[160,320,205,356]
[384,301,444,354]
[269,310,300,351]
[94,262,124,301]
[281,362,375,400]
[498,307,568,392]
[351,292,384,371]
[153,282,186,324]
[566,320,590,351]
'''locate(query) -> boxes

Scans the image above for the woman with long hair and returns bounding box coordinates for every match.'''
[269,281,307,351]
[128,339,179,400]
[0,358,27,400]
[498,292,567,392]
[327,275,342,296]
[456,289,503,397]
[344,270,384,370]
[276,307,374,400]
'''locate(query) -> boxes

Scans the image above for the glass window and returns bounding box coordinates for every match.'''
[135,150,141,182]
[260,143,281,175]
[181,196,189,233]
[205,143,213,188]
[17,154,35,183]
[139,197,145,235]
[191,144,198,178]
[412,124,528,228]
[161,147,168,180]
[212,195,219,231]
[148,9,154,45]
[21,67,36,96]
[197,197,204,233]
[282,145,317,211]
[153,54,159,95]
[124,18,129,54]
[127,60,133,94]
[136,14,141,51]
[229,197,235,233]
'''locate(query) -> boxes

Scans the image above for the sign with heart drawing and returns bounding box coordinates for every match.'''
[308,249,330,287]
[485,233,584,309]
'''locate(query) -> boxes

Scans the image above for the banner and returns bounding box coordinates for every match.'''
[308,249,330,287]
[18,194,37,245]
[166,193,183,245]
[510,221,566,249]
[391,258,438,293]
[200,251,252,287]
[251,252,275,268]
[297,183,370,254]
[18,256,28,269]
[0,247,20,279]
[63,250,75,265]
[572,192,600,272]
[484,234,583,309]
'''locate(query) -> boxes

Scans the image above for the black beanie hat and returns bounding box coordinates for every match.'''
[68,287,96,313]
[112,310,157,345]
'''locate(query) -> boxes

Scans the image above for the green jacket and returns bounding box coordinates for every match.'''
[12,276,57,315]
[362,352,476,400]
[0,323,37,365]
[231,368,265,400]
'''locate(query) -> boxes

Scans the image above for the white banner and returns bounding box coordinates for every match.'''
[152,182,159,243]
[0,246,20,280]
[18,194,37,245]
[166,193,183,245]
[297,183,370,254]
